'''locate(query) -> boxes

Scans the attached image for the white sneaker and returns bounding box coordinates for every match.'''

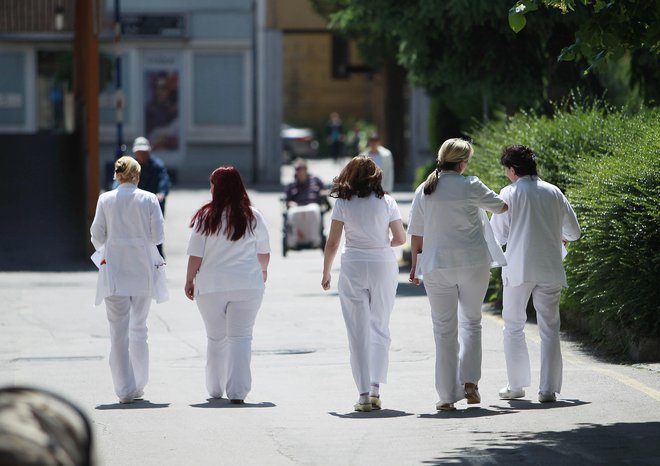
[499,386,525,399]
[538,391,557,402]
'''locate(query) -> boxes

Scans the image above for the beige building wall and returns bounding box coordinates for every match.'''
[271,0,384,131]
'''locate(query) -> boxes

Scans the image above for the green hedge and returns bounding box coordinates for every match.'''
[563,123,660,339]
[417,102,660,350]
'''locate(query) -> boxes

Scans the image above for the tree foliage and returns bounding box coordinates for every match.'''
[311,0,601,130]
[509,0,660,73]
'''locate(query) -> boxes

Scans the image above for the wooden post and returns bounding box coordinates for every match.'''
[74,0,100,248]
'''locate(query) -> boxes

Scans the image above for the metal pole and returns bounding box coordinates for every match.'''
[114,0,124,159]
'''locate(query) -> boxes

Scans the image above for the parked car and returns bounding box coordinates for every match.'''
[281,124,318,163]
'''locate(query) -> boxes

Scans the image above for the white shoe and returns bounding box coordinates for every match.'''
[133,390,144,400]
[538,391,557,402]
[354,402,372,412]
[499,386,525,399]
[369,395,381,410]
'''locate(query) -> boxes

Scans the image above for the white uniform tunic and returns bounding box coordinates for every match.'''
[90,183,166,402]
[186,207,270,400]
[91,183,166,304]
[332,194,401,394]
[408,172,506,404]
[490,176,581,395]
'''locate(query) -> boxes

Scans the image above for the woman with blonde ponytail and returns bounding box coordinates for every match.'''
[407,138,507,411]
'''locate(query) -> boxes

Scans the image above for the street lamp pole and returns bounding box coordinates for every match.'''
[114,0,124,159]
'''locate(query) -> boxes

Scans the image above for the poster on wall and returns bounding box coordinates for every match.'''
[143,53,180,152]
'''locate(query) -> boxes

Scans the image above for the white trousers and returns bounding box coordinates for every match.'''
[502,282,563,394]
[338,258,398,394]
[287,204,321,248]
[196,289,263,400]
[104,295,151,401]
[423,265,490,404]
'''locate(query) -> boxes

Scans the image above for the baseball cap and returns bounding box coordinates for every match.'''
[132,136,151,152]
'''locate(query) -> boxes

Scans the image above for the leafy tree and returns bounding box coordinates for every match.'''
[509,0,660,75]
[311,0,603,140]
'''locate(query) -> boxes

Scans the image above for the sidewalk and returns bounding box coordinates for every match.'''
[0,164,659,465]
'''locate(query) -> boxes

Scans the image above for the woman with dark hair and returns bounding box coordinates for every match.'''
[408,138,507,411]
[185,166,270,404]
[322,156,406,412]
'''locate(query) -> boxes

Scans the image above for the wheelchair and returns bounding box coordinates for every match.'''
[281,196,331,257]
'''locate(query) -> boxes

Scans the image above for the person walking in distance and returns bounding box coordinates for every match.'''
[132,136,171,257]
[361,132,394,193]
[490,144,581,403]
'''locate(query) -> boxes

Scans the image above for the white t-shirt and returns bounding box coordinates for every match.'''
[490,176,581,287]
[187,207,270,295]
[331,193,401,262]
[407,172,506,272]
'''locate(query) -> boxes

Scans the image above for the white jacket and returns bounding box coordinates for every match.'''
[490,176,581,287]
[90,184,167,305]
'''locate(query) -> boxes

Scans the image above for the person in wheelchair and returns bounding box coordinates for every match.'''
[284,158,329,250]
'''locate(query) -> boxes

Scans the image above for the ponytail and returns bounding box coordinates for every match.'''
[423,169,440,195]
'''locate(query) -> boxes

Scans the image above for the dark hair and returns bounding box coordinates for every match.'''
[330,156,384,200]
[500,144,538,177]
[190,166,255,240]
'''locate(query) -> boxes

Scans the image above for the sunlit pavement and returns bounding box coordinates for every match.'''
[1,159,658,465]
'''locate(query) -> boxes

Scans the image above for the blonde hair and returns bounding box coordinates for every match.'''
[423,138,474,195]
[113,156,141,184]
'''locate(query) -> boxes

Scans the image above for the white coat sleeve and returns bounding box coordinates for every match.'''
[470,177,506,213]
[490,188,510,246]
[90,197,106,250]
[561,195,581,241]
[407,186,425,236]
[150,196,165,246]
[253,209,271,254]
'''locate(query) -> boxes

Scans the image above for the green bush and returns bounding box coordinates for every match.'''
[451,102,660,349]
[563,119,660,338]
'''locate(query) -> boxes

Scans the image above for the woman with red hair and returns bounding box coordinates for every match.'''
[185,167,270,404]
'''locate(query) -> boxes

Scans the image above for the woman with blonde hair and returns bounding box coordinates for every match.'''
[408,138,507,411]
[322,156,406,412]
[91,156,167,404]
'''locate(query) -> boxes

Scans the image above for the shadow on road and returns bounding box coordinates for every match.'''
[328,409,414,419]
[495,398,590,411]
[418,407,513,419]
[190,399,276,409]
[396,282,427,297]
[95,400,170,410]
[421,421,660,465]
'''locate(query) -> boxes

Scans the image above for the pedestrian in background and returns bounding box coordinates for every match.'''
[91,156,168,404]
[491,145,581,403]
[132,136,171,257]
[322,156,406,412]
[185,166,270,404]
[361,132,394,193]
[326,112,345,161]
[408,138,507,411]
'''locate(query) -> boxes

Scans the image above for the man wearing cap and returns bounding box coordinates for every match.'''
[132,136,171,256]
[360,132,394,193]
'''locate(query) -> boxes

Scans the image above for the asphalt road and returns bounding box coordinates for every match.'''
[1,158,658,465]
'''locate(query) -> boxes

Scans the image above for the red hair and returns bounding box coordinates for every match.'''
[190,166,255,240]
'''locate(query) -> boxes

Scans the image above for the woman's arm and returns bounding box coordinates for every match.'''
[409,235,423,286]
[184,255,203,300]
[321,220,344,290]
[258,253,270,282]
[389,219,406,247]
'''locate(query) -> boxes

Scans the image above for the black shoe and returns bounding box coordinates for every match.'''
[230,399,244,404]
